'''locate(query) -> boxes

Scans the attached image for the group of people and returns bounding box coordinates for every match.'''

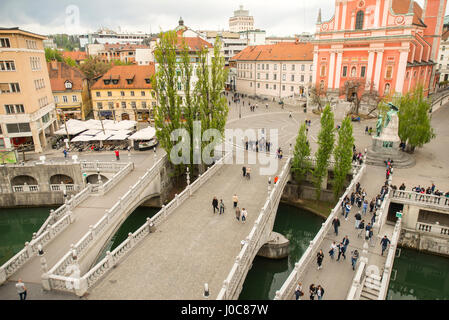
[244,138,272,153]
[295,282,325,300]
[212,194,248,223]
[364,126,374,135]
[276,148,284,159]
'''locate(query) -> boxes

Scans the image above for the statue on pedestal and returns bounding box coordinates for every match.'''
[376,115,383,137]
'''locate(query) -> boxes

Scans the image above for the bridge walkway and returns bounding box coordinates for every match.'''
[87,158,286,300]
[1,151,163,295]
[298,165,394,300]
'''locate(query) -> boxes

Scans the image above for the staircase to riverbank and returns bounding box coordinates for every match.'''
[360,273,382,300]
[365,149,415,168]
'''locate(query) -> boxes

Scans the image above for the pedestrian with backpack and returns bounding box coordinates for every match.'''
[294,282,304,300]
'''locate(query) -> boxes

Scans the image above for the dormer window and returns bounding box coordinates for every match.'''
[355,11,364,30]
[145,78,151,84]
[127,79,133,84]
[104,79,111,85]
[64,80,72,90]
[112,79,119,84]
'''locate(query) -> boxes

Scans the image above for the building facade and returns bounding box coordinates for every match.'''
[48,60,91,120]
[313,0,447,98]
[91,64,157,122]
[232,42,314,98]
[0,27,57,153]
[199,31,247,66]
[79,28,151,48]
[229,5,255,33]
[88,43,149,64]
[437,29,449,82]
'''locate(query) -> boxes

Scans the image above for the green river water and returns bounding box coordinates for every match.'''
[1,204,448,300]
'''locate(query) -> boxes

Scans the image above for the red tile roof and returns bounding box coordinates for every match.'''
[91,64,155,90]
[62,51,87,62]
[103,43,149,51]
[231,42,314,61]
[47,61,85,91]
[391,0,426,27]
[177,36,213,51]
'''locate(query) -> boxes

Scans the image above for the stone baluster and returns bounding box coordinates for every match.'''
[40,257,48,273]
[147,218,156,233]
[75,277,88,297]
[25,241,33,258]
[106,251,114,269]
[23,182,29,192]
[222,280,228,300]
[127,232,134,248]
[0,267,6,285]
[89,225,94,238]
[41,272,51,291]
[161,205,166,218]
[274,290,281,300]
[175,194,179,207]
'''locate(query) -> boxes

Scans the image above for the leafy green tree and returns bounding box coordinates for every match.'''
[111,60,133,66]
[194,36,229,159]
[313,104,335,200]
[64,56,77,67]
[153,31,184,176]
[45,48,63,62]
[396,86,435,153]
[79,56,112,86]
[333,116,354,200]
[291,123,311,184]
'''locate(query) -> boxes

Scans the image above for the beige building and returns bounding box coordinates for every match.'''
[229,5,255,33]
[91,64,157,122]
[0,27,57,153]
[231,42,314,99]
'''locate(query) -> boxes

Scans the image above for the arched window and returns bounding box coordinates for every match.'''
[384,83,390,95]
[355,11,364,30]
[351,66,357,77]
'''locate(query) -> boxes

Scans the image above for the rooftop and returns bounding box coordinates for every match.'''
[47,61,85,92]
[231,42,314,61]
[91,64,155,90]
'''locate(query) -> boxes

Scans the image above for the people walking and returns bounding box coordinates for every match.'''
[235,207,241,221]
[246,167,251,179]
[380,235,391,256]
[242,166,246,177]
[345,203,351,220]
[362,200,368,215]
[241,208,248,223]
[16,279,27,300]
[63,149,68,158]
[212,196,219,214]
[115,149,120,161]
[316,285,325,300]
[232,194,238,208]
[371,211,377,226]
[309,284,316,300]
[317,250,324,270]
[329,241,337,260]
[294,282,304,300]
[219,199,225,215]
[332,216,340,236]
[354,211,362,229]
[358,220,365,238]
[351,250,359,270]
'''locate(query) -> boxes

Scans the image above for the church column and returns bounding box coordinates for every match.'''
[341,1,347,30]
[373,50,384,91]
[335,1,341,30]
[334,50,343,89]
[366,50,375,88]
[374,0,381,27]
[395,49,409,94]
[312,48,319,85]
[328,51,336,89]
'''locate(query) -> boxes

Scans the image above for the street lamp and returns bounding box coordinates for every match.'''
[186,166,190,185]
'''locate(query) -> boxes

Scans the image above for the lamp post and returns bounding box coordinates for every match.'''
[186,166,190,185]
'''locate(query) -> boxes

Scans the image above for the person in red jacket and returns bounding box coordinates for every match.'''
[115,150,120,161]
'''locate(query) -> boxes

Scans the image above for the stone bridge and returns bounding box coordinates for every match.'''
[0,150,168,296]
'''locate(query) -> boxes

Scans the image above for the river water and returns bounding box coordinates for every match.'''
[2,205,449,300]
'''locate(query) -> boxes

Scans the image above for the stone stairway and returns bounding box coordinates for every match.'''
[365,149,415,169]
[360,273,382,300]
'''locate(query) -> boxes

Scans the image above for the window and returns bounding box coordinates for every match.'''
[384,83,390,95]
[29,57,41,71]
[108,102,114,109]
[121,91,125,96]
[262,64,264,70]
[266,73,269,80]
[301,65,305,71]
[0,82,20,93]
[266,64,269,70]
[107,91,112,97]
[26,40,37,49]
[96,91,101,97]
[257,73,260,79]
[0,38,10,48]
[309,75,313,82]
[250,82,252,87]
[342,66,348,77]
[72,95,78,102]
[273,74,277,80]
[6,123,30,133]
[257,64,260,70]
[320,65,326,77]
[282,85,285,91]
[266,84,269,89]
[97,102,103,109]
[360,66,366,78]
[273,84,276,90]
[441,55,444,60]
[406,71,410,79]
[63,96,68,103]
[320,80,325,89]
[385,66,393,79]
[42,113,50,123]
[292,64,295,71]
[291,75,295,81]
[257,83,260,88]
[301,75,304,82]
[282,64,286,71]
[54,96,58,103]
[0,60,16,71]
[177,82,182,90]
[141,101,147,108]
[291,86,294,92]
[130,91,135,96]
[310,65,313,71]
[355,10,364,30]
[141,91,145,96]
[5,104,25,114]
[131,101,136,108]
[274,64,277,71]
[443,46,446,52]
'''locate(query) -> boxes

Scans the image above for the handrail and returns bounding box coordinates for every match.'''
[391,189,449,209]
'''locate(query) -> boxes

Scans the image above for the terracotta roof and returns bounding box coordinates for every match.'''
[62,51,87,61]
[391,0,426,27]
[177,36,213,50]
[47,61,85,92]
[231,42,314,61]
[91,64,155,90]
[103,43,149,51]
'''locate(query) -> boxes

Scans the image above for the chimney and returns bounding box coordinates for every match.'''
[317,8,322,24]
[51,59,58,70]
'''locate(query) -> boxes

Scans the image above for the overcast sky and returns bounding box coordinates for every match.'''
[0,0,445,37]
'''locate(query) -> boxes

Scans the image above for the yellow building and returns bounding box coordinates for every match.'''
[48,60,91,120]
[91,64,157,121]
[0,27,58,153]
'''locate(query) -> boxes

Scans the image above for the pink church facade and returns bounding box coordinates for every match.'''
[313,0,447,98]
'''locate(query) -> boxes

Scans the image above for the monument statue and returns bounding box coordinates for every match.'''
[376,115,383,137]
[384,102,399,129]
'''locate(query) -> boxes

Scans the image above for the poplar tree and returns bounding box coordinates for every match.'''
[333,116,354,200]
[153,30,184,175]
[291,123,311,184]
[313,105,335,200]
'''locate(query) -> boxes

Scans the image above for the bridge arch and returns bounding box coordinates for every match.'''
[86,174,109,184]
[50,174,74,185]
[11,175,38,186]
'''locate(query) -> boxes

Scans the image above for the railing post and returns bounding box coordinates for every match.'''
[68,210,75,224]
[106,251,114,269]
[75,277,88,297]
[128,233,134,248]
[41,273,51,291]
[25,241,33,258]
[175,194,179,207]
[0,267,6,285]
[147,218,156,233]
